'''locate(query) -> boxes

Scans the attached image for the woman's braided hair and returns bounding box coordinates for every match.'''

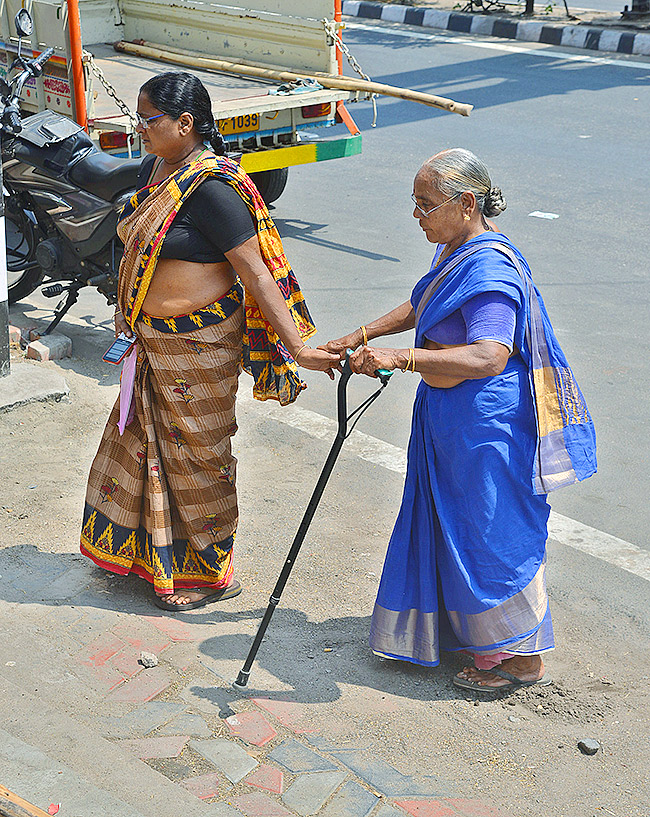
[140,71,227,156]
[424,148,506,218]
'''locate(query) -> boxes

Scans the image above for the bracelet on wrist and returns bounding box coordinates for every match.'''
[294,344,309,364]
[360,325,368,346]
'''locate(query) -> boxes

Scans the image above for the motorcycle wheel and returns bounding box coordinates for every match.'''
[5,205,42,304]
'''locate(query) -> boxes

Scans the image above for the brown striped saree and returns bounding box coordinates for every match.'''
[81,156,315,595]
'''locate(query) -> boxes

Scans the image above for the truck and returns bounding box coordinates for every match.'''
[0,0,365,204]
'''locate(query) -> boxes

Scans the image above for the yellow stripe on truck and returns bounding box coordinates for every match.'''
[239,134,362,173]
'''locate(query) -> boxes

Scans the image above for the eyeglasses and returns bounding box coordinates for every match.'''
[134,111,166,129]
[411,192,461,217]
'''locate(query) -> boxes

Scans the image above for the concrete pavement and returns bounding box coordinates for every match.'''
[0,544,511,817]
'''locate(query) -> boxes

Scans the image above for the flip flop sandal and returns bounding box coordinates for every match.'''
[453,666,552,693]
[154,580,242,611]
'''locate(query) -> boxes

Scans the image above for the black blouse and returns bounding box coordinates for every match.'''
[137,154,256,263]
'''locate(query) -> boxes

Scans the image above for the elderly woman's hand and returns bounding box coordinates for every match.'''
[350,346,408,378]
[317,328,365,359]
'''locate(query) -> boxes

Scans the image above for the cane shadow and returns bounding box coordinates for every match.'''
[273,217,401,263]
[195,606,469,706]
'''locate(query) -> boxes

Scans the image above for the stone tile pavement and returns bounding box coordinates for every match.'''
[0,544,515,817]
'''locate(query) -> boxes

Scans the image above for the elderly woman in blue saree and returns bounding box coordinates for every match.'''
[321,148,596,691]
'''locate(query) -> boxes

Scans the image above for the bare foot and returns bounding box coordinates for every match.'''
[455,655,545,688]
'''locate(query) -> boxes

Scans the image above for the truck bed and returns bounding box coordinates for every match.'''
[88,43,349,124]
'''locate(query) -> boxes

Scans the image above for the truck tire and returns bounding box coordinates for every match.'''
[249,167,289,205]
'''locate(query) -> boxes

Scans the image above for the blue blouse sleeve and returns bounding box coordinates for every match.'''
[460,291,518,351]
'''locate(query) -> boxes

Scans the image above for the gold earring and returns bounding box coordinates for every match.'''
[463,214,470,221]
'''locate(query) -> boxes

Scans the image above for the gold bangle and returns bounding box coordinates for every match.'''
[402,348,413,373]
[410,348,417,372]
[294,344,309,364]
[360,325,368,346]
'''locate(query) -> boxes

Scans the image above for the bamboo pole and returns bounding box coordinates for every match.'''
[113,40,473,117]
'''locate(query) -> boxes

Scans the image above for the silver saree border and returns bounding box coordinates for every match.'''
[370,558,552,664]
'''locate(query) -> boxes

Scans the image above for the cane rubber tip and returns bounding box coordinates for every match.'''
[232,679,249,691]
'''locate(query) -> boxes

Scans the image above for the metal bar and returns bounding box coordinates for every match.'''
[66,0,87,129]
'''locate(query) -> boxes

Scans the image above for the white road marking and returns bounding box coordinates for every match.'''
[239,391,650,583]
[346,21,650,70]
[529,211,560,219]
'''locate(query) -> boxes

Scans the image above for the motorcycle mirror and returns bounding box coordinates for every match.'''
[14,9,33,38]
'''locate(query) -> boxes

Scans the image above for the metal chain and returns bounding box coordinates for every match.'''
[321,18,378,127]
[82,50,139,128]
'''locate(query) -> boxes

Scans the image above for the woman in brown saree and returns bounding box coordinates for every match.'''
[80,72,338,610]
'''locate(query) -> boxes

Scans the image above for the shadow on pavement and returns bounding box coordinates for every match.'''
[0,543,465,705]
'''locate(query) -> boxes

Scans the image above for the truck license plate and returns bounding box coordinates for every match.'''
[218,114,260,135]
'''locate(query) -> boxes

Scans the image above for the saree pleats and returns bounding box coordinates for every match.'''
[369,357,555,666]
[81,292,244,595]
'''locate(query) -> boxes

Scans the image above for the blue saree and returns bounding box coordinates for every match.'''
[369,232,596,666]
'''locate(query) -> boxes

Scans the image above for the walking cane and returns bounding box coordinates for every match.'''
[233,352,393,690]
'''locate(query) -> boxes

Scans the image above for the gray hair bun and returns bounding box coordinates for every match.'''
[484,187,507,218]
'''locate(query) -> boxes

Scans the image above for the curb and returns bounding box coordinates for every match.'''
[342,0,650,56]
[0,359,69,411]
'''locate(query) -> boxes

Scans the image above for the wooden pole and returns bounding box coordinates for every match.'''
[0,784,52,817]
[113,40,473,117]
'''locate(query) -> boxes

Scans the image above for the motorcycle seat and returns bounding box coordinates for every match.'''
[69,148,141,202]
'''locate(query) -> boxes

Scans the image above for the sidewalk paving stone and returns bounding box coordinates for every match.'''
[181,682,238,717]
[99,701,187,737]
[157,712,212,738]
[106,665,172,702]
[209,805,242,817]
[226,711,278,747]
[231,791,293,817]
[119,735,190,759]
[76,632,126,667]
[74,661,126,695]
[319,780,378,817]
[330,750,450,798]
[281,770,347,815]
[373,805,407,817]
[181,771,223,800]
[445,800,515,817]
[111,620,172,654]
[252,698,315,734]
[142,614,207,642]
[304,735,370,753]
[245,765,285,795]
[394,801,455,817]
[39,565,93,601]
[269,739,339,774]
[191,738,258,783]
[110,647,144,678]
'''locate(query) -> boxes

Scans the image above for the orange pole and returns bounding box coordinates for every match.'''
[334,0,343,75]
[66,0,87,130]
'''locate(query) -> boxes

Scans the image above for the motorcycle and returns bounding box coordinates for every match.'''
[2,8,140,334]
